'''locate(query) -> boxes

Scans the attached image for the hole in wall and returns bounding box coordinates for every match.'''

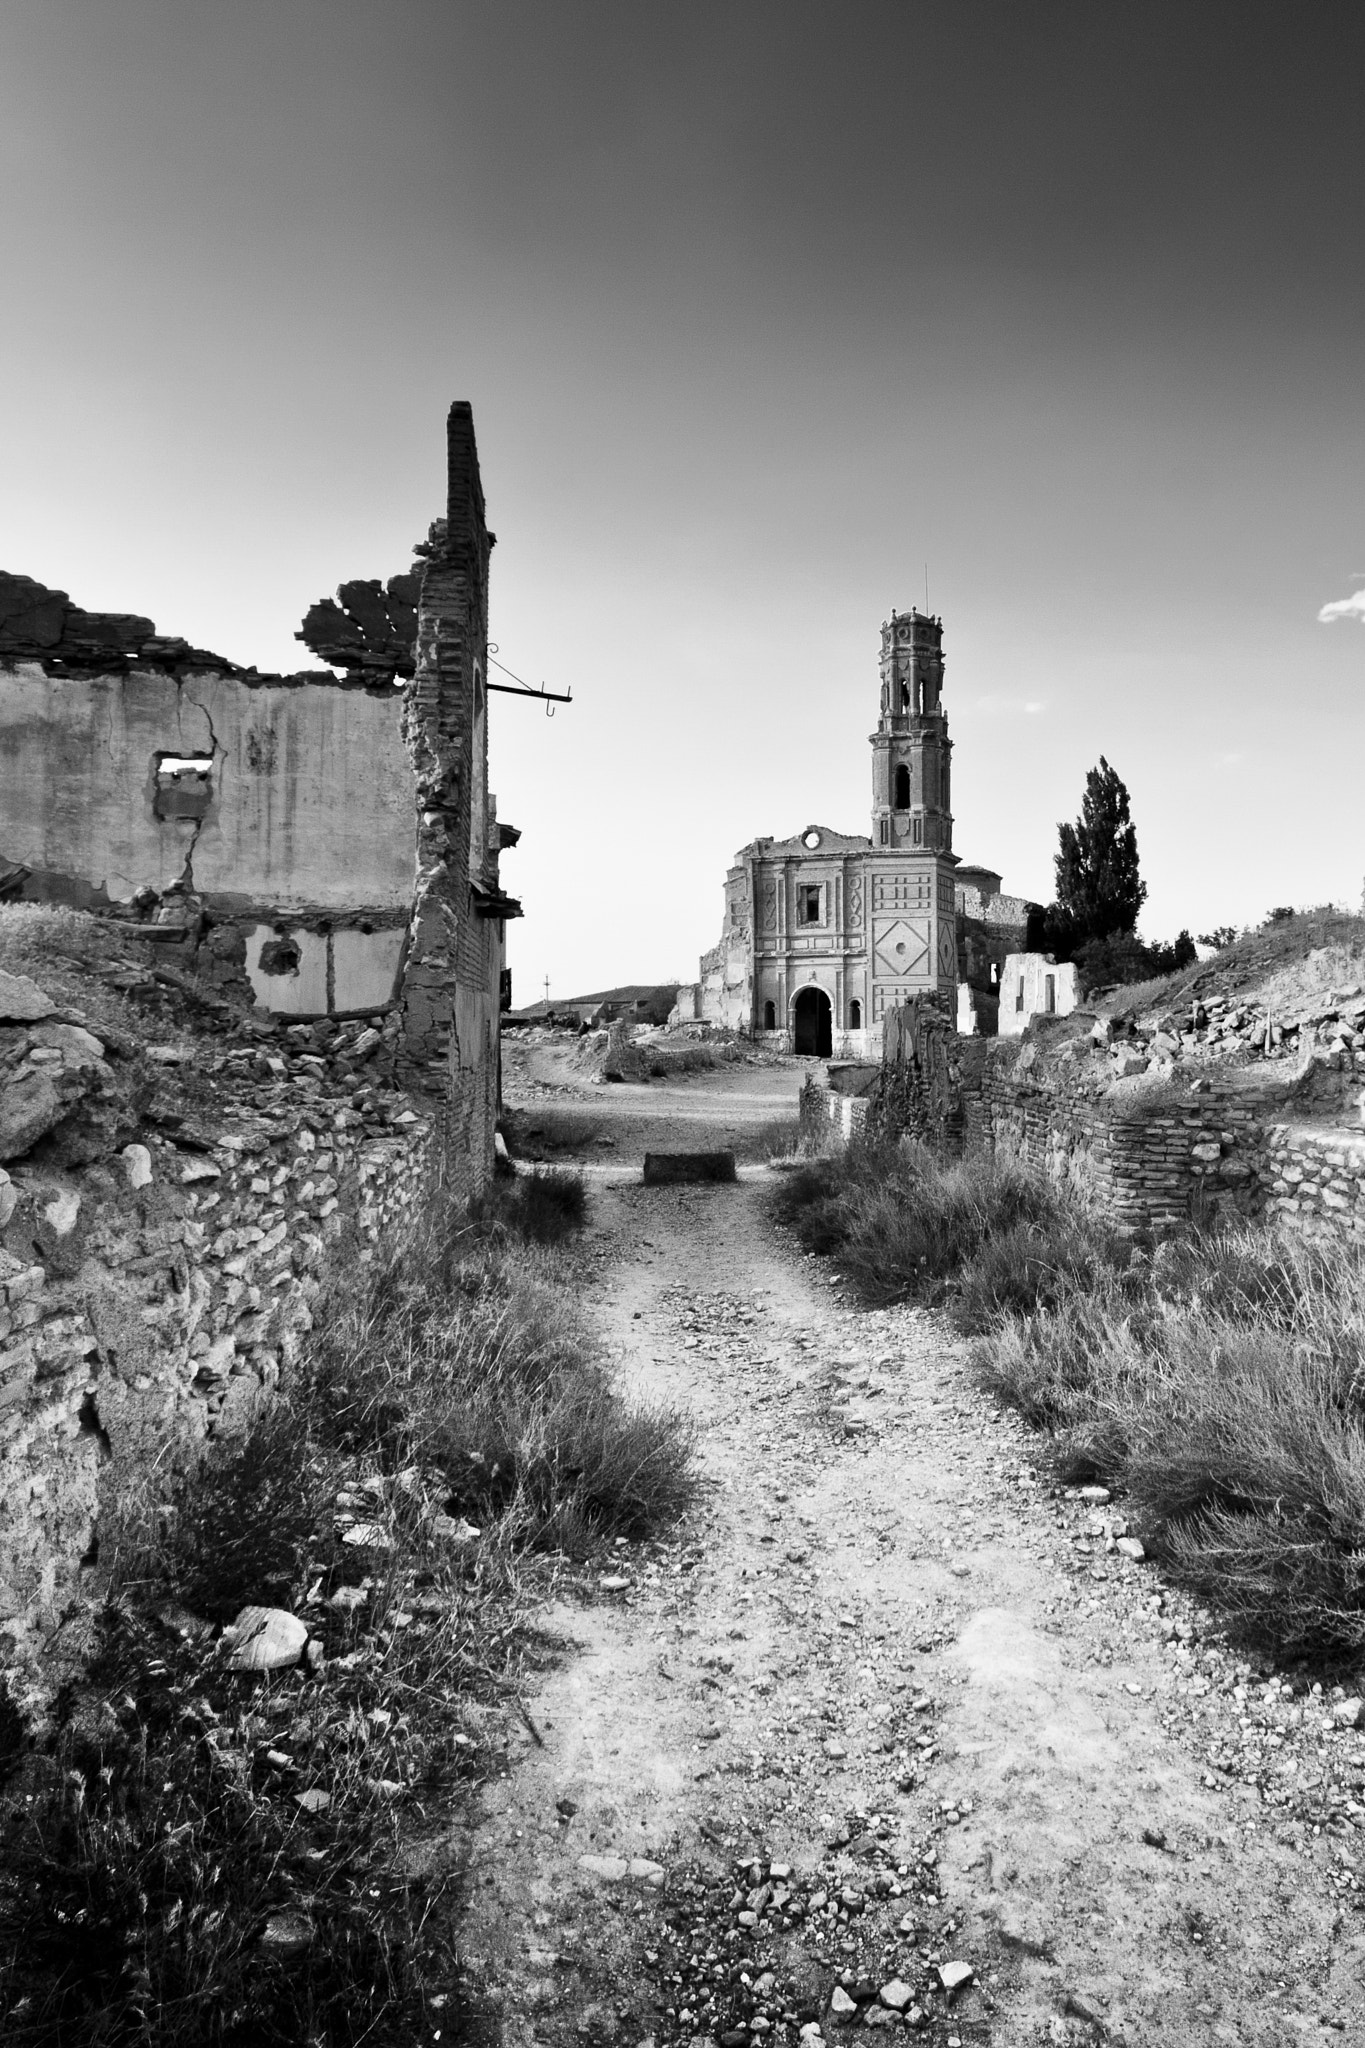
[77,1391,112,1459]
[257,936,302,977]
[153,753,214,821]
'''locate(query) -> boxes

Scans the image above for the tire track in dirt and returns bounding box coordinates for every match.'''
[454,1058,1365,2048]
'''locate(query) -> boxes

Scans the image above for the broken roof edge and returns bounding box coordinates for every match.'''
[736,825,876,856]
[0,569,415,694]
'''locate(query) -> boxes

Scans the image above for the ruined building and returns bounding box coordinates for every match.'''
[673,609,1026,1052]
[0,401,516,1192]
[0,404,524,1657]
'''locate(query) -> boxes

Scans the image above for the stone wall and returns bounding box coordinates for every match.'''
[976,1052,1266,1233]
[0,1072,435,1663]
[1262,1123,1365,1242]
[976,1046,1365,1246]
[810,1002,1365,1250]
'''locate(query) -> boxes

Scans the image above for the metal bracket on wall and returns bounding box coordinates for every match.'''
[486,646,572,715]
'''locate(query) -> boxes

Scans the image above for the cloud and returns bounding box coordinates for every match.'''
[1317,588,1365,624]
[972,695,1048,715]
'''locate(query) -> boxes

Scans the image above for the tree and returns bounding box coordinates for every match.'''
[1054,757,1146,943]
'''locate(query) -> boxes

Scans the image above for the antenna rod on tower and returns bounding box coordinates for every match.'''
[925,563,929,613]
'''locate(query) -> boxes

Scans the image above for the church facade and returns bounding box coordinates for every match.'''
[673,607,975,1058]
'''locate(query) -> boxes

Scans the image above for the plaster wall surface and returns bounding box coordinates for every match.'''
[999,952,1079,1036]
[0,666,411,914]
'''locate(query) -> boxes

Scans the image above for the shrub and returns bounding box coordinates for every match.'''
[739,1116,804,1163]
[769,1138,1060,1306]
[479,1165,587,1245]
[948,1211,1125,1336]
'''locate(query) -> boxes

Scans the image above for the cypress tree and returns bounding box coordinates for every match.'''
[1054,757,1146,942]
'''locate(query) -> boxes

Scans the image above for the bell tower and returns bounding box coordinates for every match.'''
[870,608,953,856]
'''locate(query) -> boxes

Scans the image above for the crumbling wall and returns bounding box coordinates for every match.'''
[1,1050,435,1664]
[0,582,414,1016]
[976,1048,1267,1233]
[1262,1123,1365,1241]
[395,403,505,1204]
[0,398,520,1662]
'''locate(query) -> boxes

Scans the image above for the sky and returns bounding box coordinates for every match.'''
[2,1,1362,1001]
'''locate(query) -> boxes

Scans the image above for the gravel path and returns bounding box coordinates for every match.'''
[456,1048,1365,2048]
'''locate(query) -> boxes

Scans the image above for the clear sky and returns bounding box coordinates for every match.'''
[3,2,1361,1000]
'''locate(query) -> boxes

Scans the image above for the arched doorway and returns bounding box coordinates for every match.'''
[792,986,832,1057]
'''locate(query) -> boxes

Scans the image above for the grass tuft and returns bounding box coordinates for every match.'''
[767,1136,1076,1309]
[476,1165,587,1245]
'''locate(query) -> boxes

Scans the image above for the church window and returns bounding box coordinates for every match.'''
[899,680,910,710]
[849,999,862,1028]
[799,885,821,924]
[879,819,889,844]
[1016,976,1025,1012]
[912,816,921,844]
[763,999,776,1030]
[1045,973,1056,1014]
[894,764,911,809]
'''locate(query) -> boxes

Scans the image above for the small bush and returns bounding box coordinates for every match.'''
[477,1165,587,1245]
[948,1212,1125,1336]
[769,1137,1061,1306]
[738,1116,804,1163]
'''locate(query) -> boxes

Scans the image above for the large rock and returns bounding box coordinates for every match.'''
[224,1606,308,1671]
[0,970,55,1022]
[0,1069,65,1159]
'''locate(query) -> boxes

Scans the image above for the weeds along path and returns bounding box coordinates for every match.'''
[459,1060,1364,2048]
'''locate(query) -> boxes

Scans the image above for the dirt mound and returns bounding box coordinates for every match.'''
[1095,908,1365,1026]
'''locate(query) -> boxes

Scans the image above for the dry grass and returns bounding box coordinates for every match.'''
[736,1116,804,1163]
[977,1227,1365,1660]
[0,1183,697,2045]
[1096,907,1365,1025]
[767,1137,1070,1308]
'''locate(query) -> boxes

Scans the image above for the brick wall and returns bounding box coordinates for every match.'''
[398,403,501,1209]
[977,1055,1267,1233]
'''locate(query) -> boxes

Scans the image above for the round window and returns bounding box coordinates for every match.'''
[802,829,821,849]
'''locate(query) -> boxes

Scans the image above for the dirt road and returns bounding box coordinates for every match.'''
[458,1043,1365,2048]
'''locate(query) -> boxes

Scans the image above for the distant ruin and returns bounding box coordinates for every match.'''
[672,609,1028,1052]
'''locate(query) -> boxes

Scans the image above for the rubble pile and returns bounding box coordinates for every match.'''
[0,934,434,1659]
[1090,983,1365,1084]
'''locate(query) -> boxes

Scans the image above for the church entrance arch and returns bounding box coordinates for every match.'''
[792,985,833,1058]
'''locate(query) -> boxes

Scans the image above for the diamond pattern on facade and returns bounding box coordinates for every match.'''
[872,917,930,978]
